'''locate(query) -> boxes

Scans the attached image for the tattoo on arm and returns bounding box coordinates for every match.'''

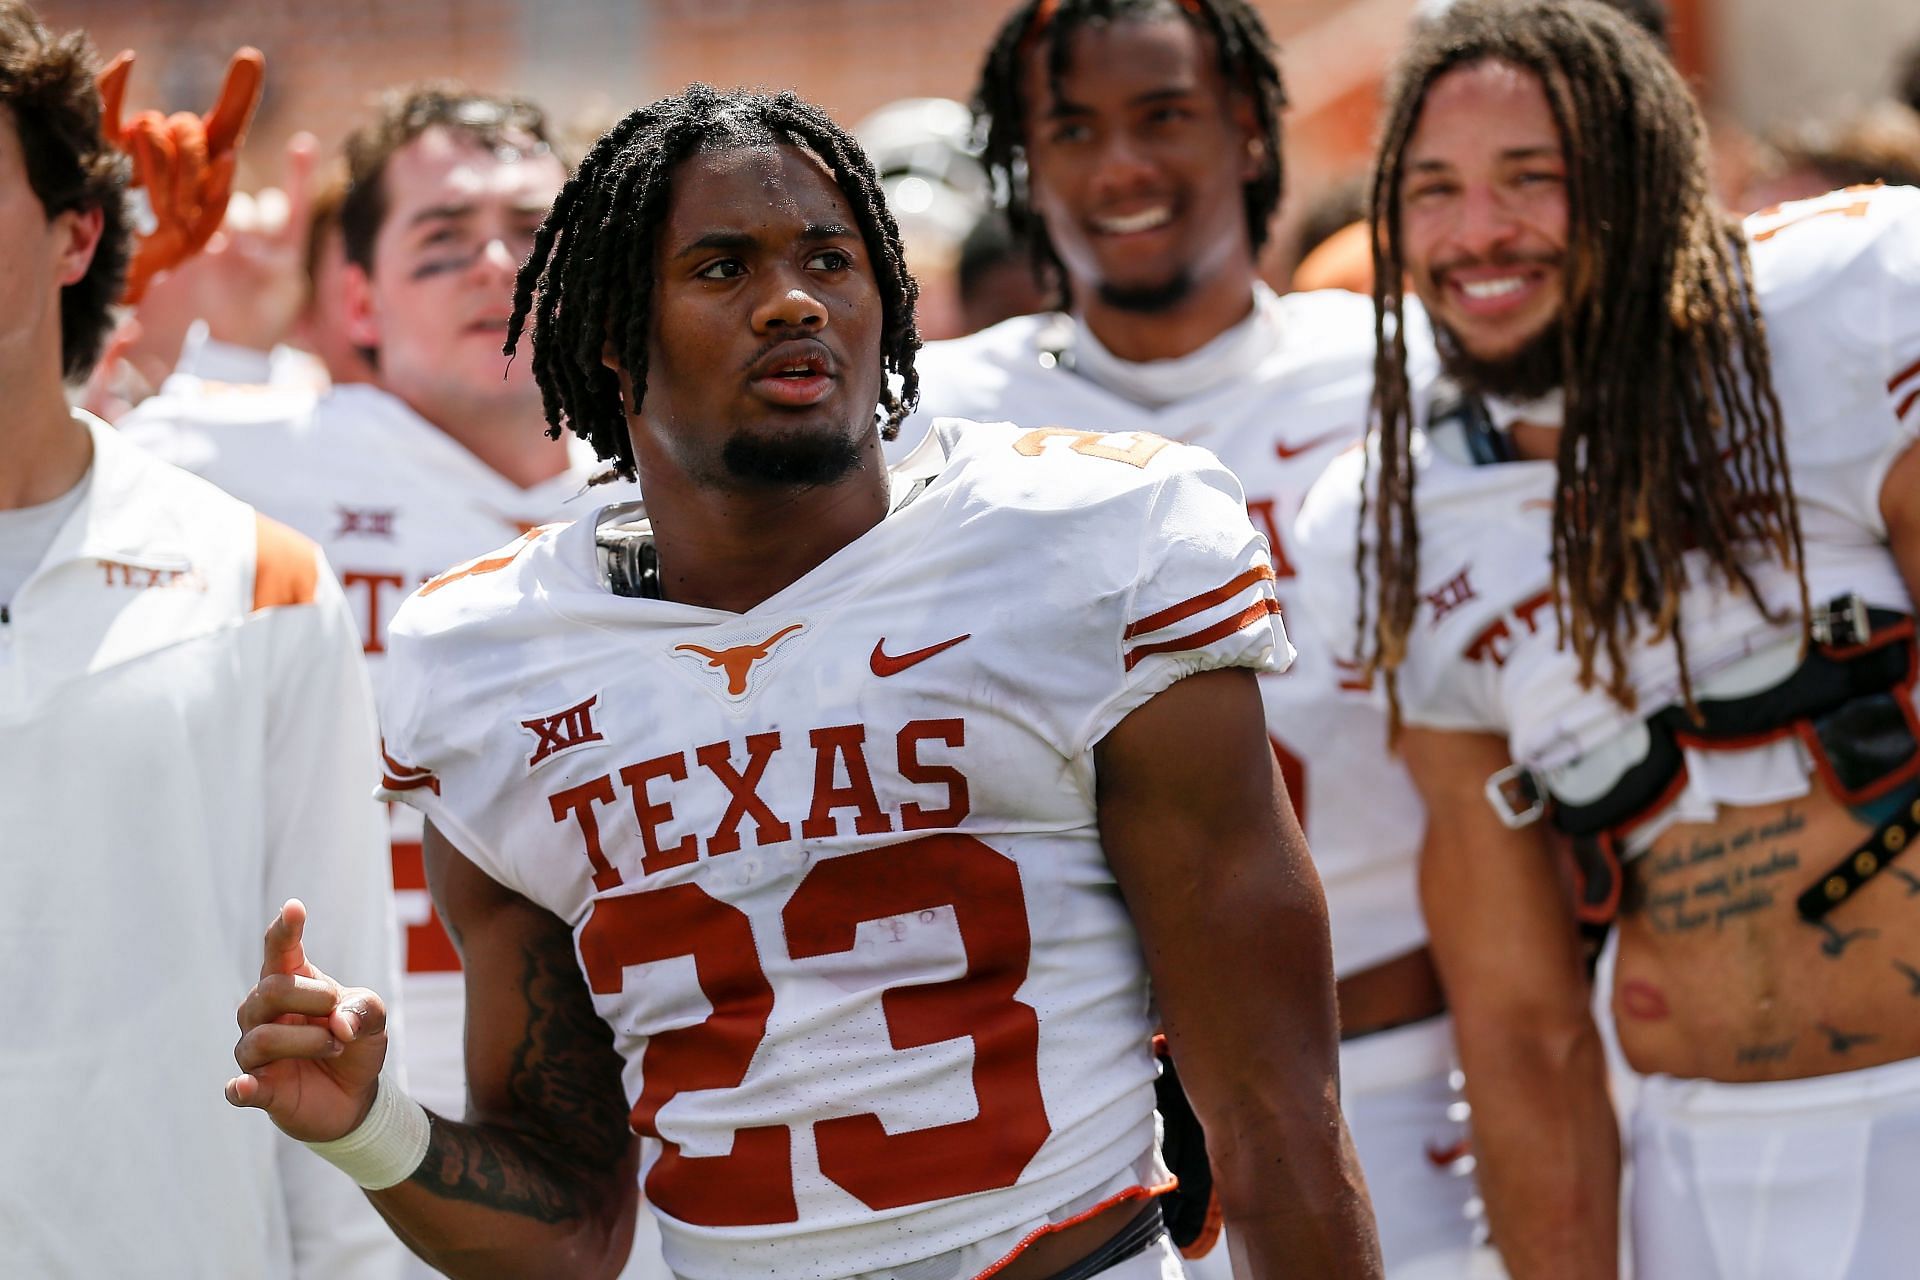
[410,922,633,1221]
[1890,867,1920,896]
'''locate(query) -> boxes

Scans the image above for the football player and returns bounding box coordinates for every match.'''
[1297,3,1920,1276]
[227,84,1382,1280]
[901,3,1484,1273]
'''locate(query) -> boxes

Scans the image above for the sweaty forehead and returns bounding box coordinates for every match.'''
[660,144,858,247]
[380,125,566,220]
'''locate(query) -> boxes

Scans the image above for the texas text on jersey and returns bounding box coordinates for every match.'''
[376,419,1289,1280]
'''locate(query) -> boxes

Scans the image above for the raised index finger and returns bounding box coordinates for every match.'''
[262,898,310,978]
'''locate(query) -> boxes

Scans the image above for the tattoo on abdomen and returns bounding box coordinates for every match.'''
[409,917,632,1220]
[1893,959,1920,996]
[1735,1038,1796,1066]
[1813,920,1879,958]
[1815,1022,1880,1056]
[1634,809,1802,935]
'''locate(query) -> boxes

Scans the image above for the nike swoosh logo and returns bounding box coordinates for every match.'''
[871,633,971,677]
[1274,428,1351,460]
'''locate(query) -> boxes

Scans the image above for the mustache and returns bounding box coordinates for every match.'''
[1428,249,1563,279]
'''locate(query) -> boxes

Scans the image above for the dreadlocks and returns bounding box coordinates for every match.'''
[506,84,921,481]
[1362,0,1806,723]
[974,0,1286,298]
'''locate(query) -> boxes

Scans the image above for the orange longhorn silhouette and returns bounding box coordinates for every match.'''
[675,623,804,696]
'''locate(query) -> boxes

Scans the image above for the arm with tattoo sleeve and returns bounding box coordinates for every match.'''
[230,821,639,1279]
[372,821,639,1274]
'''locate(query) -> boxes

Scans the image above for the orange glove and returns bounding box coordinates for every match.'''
[98,46,265,305]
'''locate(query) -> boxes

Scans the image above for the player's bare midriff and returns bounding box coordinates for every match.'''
[1611,771,1920,1082]
[993,1195,1145,1280]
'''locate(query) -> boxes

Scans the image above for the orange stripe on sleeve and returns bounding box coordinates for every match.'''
[1123,564,1276,640]
[419,522,564,597]
[1123,597,1281,672]
[379,738,440,795]
[252,512,320,612]
[1887,355,1920,394]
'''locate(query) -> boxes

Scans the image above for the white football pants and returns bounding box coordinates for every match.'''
[1630,1053,1920,1280]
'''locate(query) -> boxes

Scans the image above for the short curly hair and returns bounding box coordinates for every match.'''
[0,0,129,379]
[339,82,556,273]
[507,85,921,479]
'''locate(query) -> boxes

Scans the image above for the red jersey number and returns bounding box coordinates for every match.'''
[576,833,1050,1226]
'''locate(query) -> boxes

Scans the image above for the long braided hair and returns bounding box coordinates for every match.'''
[973,0,1287,298]
[1362,0,1806,722]
[505,85,921,481]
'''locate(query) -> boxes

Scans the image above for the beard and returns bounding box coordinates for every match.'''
[1096,268,1195,314]
[719,424,865,488]
[1434,315,1566,404]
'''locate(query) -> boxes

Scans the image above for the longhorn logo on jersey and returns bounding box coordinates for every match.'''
[673,622,806,701]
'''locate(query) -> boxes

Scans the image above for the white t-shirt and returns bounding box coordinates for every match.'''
[897,287,1437,975]
[0,468,88,607]
[377,419,1289,1280]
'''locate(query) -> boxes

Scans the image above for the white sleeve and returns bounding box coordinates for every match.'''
[1079,453,1291,751]
[1292,448,1371,673]
[1879,190,1920,446]
[252,558,409,1279]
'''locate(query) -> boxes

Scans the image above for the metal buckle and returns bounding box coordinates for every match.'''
[1811,593,1871,648]
[1484,762,1545,829]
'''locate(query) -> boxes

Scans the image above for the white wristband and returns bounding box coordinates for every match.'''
[303,1076,431,1190]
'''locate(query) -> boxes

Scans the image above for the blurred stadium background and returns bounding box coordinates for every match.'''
[38,0,1920,300]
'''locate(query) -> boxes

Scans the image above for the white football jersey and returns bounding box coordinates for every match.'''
[900,287,1433,974]
[375,419,1289,1280]
[121,381,628,1118]
[1296,184,1920,820]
